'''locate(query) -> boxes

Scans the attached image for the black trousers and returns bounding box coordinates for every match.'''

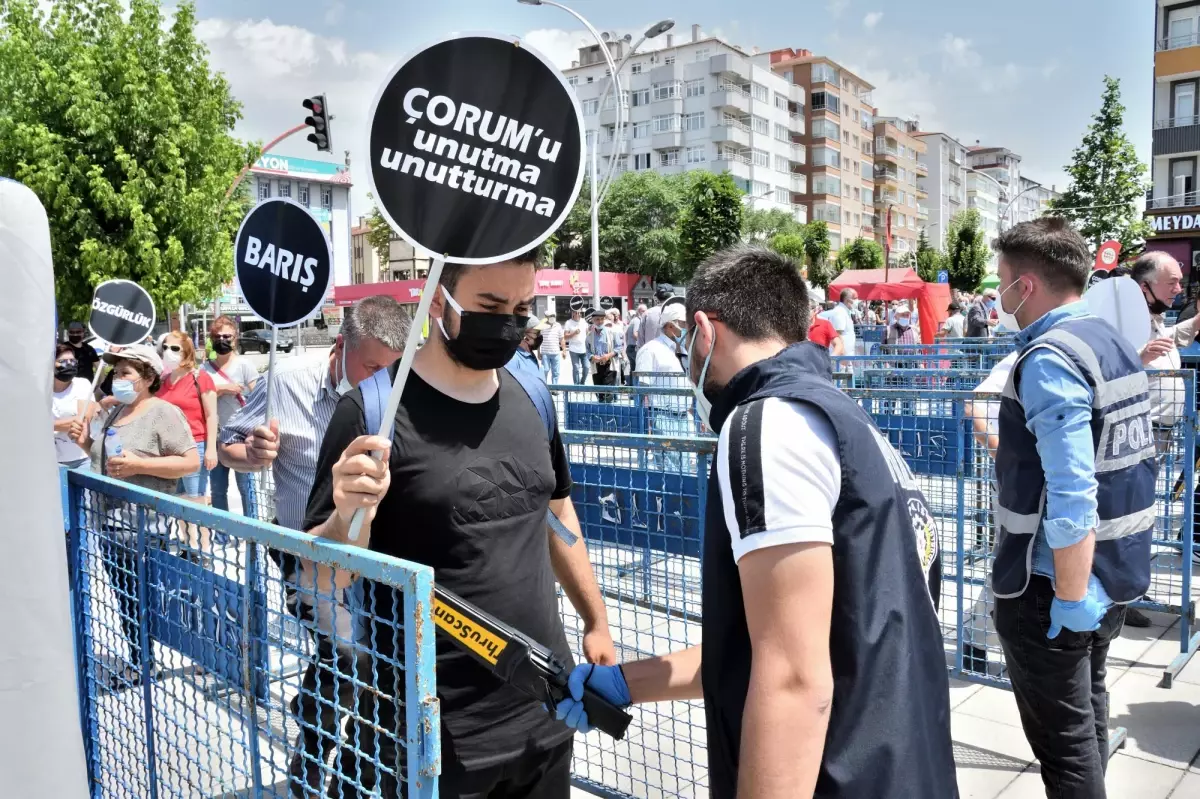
[594,364,616,403]
[994,576,1127,799]
[624,345,638,384]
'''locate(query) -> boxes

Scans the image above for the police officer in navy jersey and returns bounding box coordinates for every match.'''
[554,246,957,798]
[989,219,1156,798]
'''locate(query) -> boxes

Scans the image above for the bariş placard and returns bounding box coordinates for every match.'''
[367,33,585,264]
[88,279,156,346]
[234,198,333,327]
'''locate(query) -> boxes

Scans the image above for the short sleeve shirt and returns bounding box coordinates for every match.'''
[90,400,197,494]
[52,378,93,463]
[157,369,216,442]
[201,357,260,428]
[807,317,838,348]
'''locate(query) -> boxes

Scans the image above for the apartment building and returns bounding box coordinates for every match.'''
[564,25,808,224]
[350,219,382,285]
[873,117,926,263]
[349,216,433,284]
[914,132,968,249]
[769,48,876,253]
[967,171,1003,255]
[1013,176,1060,225]
[1146,0,1200,285]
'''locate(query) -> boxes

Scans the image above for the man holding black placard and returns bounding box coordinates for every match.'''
[304,244,614,798]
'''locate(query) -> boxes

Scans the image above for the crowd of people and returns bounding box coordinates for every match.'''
[53,218,1191,799]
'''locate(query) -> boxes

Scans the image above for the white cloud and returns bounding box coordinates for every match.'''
[196,16,396,216]
[323,2,345,26]
[863,12,883,30]
[828,0,850,19]
[939,34,981,70]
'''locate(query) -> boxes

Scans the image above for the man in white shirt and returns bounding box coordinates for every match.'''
[1130,252,1200,430]
[538,311,566,384]
[820,289,857,355]
[563,307,589,384]
[938,302,966,339]
[635,303,692,471]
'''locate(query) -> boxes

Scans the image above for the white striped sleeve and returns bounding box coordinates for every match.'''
[717,397,840,563]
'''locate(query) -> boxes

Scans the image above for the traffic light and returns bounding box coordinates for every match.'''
[303,95,331,153]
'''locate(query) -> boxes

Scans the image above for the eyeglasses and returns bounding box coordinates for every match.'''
[163,344,183,353]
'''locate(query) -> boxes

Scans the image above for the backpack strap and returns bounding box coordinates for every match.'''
[359,365,577,547]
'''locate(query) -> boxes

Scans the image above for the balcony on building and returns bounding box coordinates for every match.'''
[791,173,808,193]
[915,160,929,175]
[713,115,752,147]
[918,204,930,221]
[789,113,806,136]
[713,147,753,179]
[712,77,752,114]
[1153,114,1200,156]
[875,136,900,162]
[1146,190,1200,212]
[791,203,808,224]
[811,62,840,88]
[874,164,900,185]
[790,143,807,165]
[811,90,841,117]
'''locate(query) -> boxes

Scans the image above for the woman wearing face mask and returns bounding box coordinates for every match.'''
[51,343,95,470]
[200,318,259,518]
[155,331,219,506]
[69,345,198,689]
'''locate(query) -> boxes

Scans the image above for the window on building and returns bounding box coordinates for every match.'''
[812,147,841,168]
[685,78,705,97]
[664,55,676,66]
[660,150,680,166]
[257,180,271,201]
[811,118,840,139]
[632,121,651,139]
[829,232,841,249]
[843,183,851,198]
[631,88,651,107]
[862,162,873,180]
[812,63,839,84]
[775,92,789,110]
[752,149,770,167]
[853,187,860,201]
[1170,157,1197,204]
[586,76,594,83]
[751,180,770,197]
[774,123,790,141]
[812,202,841,223]
[775,187,791,204]
[321,187,332,209]
[752,116,769,134]
[752,83,769,102]
[278,181,291,199]
[298,184,309,206]
[852,109,859,122]
[899,167,907,182]
[844,210,852,224]
[812,174,841,196]
[653,81,681,101]
[603,91,630,109]
[864,189,873,204]
[683,112,705,131]
[585,130,596,147]
[811,91,840,115]
[861,111,873,129]
[775,155,790,172]
[567,76,579,87]
[631,62,643,75]
[582,98,599,115]
[634,152,651,170]
[1168,6,1200,48]
[694,48,710,60]
[1173,80,1198,124]
[686,145,708,164]
[652,114,680,132]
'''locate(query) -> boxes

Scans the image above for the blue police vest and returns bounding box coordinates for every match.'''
[992,315,1156,603]
[702,343,957,798]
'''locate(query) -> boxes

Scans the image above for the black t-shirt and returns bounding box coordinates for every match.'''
[303,367,575,769]
[68,341,101,381]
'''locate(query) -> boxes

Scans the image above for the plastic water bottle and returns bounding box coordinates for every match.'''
[105,427,123,457]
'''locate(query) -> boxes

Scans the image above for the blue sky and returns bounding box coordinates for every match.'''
[192,0,1153,218]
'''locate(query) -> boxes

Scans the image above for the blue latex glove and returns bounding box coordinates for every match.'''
[1047,589,1110,639]
[553,664,631,733]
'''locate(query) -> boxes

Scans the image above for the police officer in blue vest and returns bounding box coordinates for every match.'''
[990,219,1156,798]
[554,246,958,798]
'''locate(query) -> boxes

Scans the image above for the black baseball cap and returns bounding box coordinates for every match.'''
[655,283,675,301]
[67,321,85,332]
[948,302,962,312]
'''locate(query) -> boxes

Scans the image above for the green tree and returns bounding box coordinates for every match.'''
[768,232,806,263]
[803,220,837,288]
[835,237,885,270]
[553,172,693,279]
[0,0,257,321]
[678,172,745,280]
[914,229,944,283]
[1049,76,1152,254]
[743,206,804,242]
[945,209,990,292]
[364,195,393,264]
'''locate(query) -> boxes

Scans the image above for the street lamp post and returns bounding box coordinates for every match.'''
[520,1,672,308]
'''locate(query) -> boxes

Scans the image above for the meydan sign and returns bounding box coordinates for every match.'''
[1149,212,1200,232]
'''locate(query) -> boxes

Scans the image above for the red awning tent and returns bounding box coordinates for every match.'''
[827,268,951,345]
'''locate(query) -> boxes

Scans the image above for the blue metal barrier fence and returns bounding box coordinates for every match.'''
[65,469,440,798]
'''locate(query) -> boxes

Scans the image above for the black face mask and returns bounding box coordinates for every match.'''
[55,364,78,381]
[438,289,527,370]
[68,336,83,346]
[532,333,544,350]
[212,340,235,355]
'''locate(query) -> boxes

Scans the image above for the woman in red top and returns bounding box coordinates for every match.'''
[156,331,219,503]
[807,307,845,355]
